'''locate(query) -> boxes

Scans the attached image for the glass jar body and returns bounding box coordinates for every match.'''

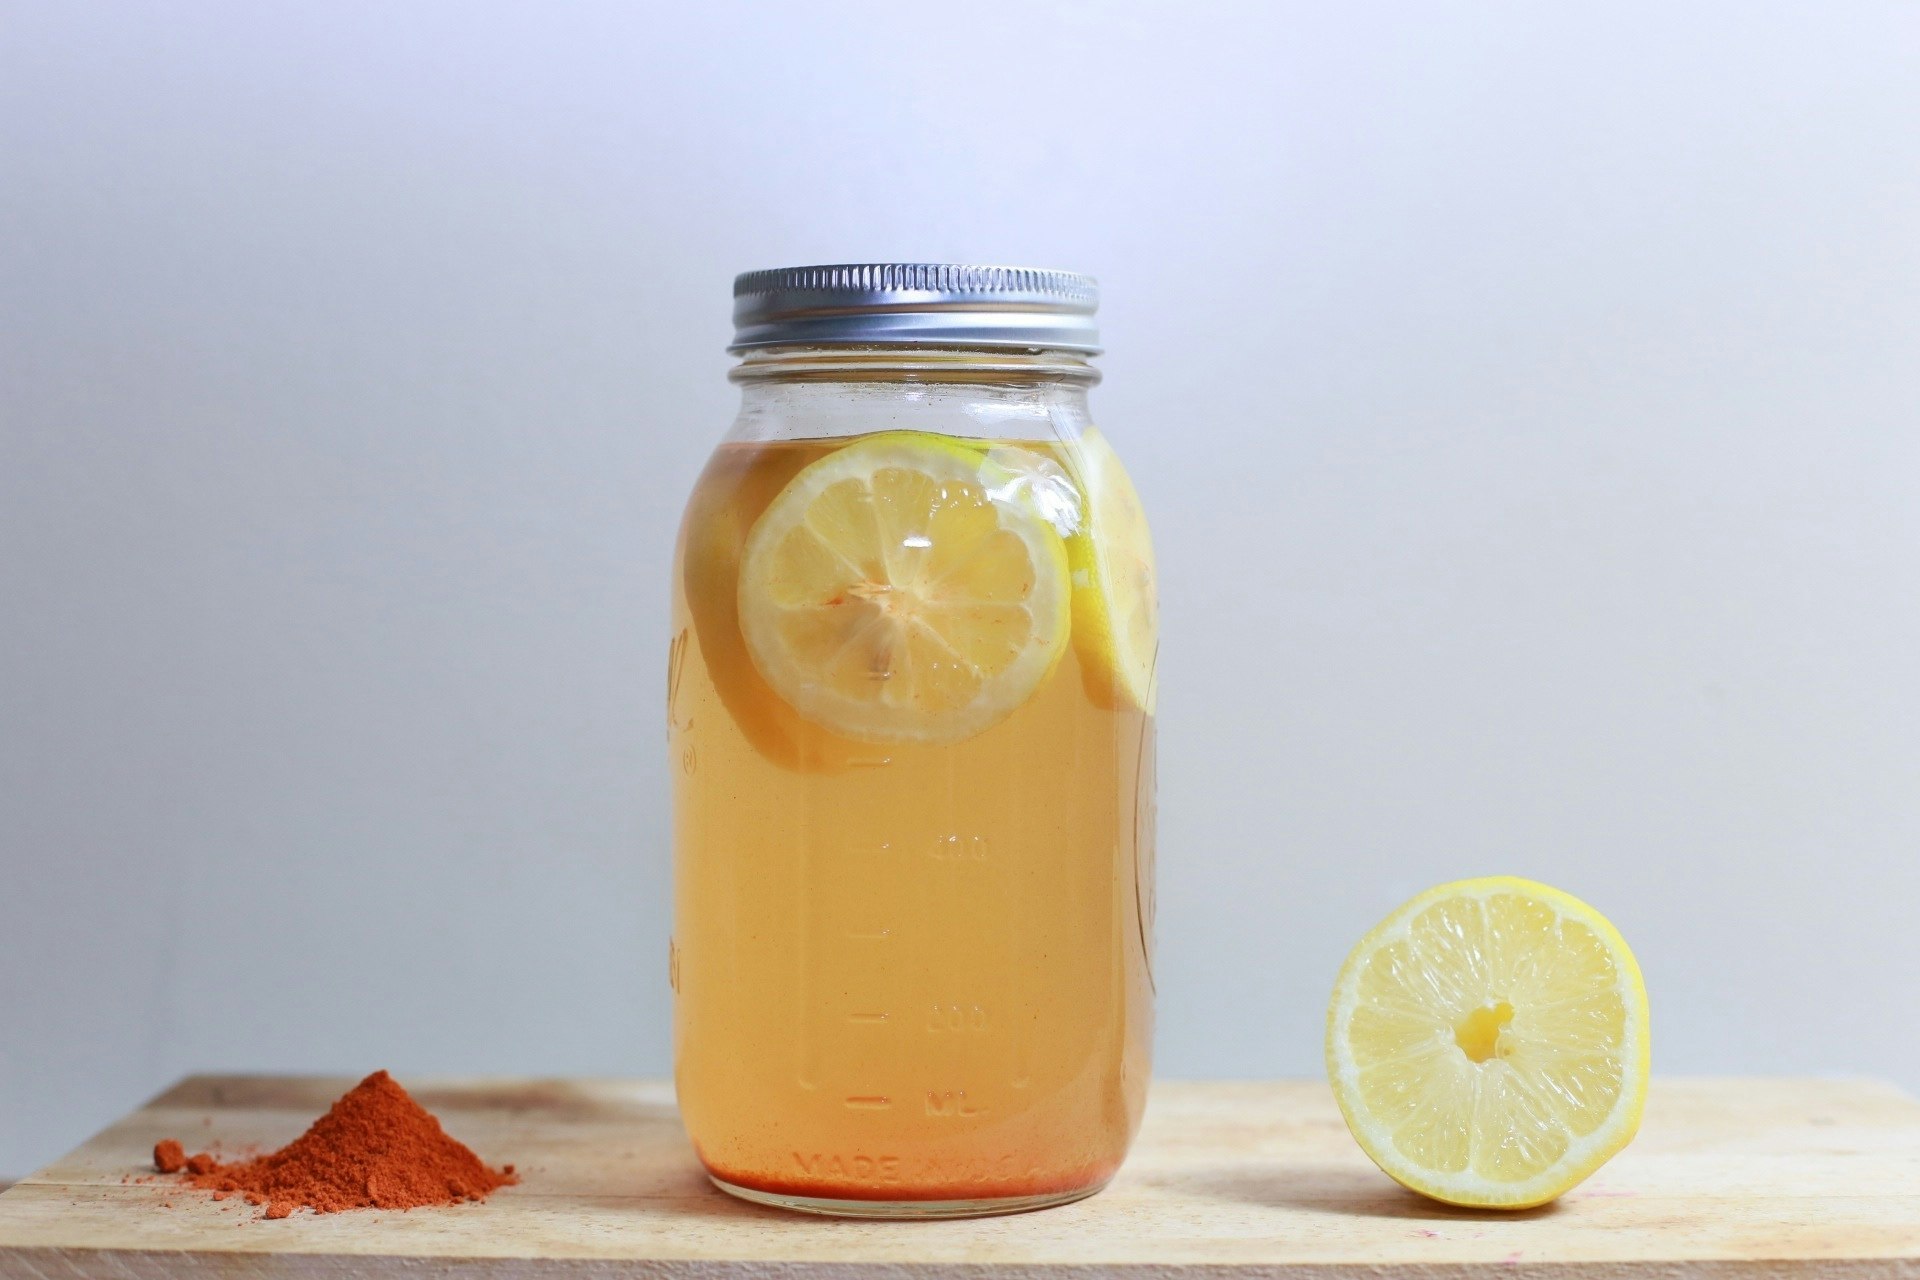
[669,348,1156,1217]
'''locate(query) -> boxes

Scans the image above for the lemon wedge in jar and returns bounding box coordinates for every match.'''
[1064,428,1158,713]
[736,431,1072,745]
[1326,877,1650,1209]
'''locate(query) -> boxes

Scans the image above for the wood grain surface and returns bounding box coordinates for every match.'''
[2,1076,1918,1277]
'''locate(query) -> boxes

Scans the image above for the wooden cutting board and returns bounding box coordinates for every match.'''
[1,1076,1917,1277]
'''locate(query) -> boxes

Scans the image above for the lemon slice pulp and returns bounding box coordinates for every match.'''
[736,432,1071,745]
[1065,428,1158,713]
[1326,876,1650,1209]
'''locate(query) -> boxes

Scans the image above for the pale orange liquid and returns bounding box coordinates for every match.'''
[670,435,1154,1204]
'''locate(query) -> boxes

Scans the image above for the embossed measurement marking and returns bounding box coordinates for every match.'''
[843,1096,892,1110]
[926,1003,989,1032]
[925,1090,987,1117]
[929,833,990,860]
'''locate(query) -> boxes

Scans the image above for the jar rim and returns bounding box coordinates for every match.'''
[729,344,1101,386]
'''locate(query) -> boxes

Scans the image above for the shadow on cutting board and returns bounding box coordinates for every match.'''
[1162,1164,1565,1222]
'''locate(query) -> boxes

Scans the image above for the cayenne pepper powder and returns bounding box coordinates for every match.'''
[156,1070,516,1219]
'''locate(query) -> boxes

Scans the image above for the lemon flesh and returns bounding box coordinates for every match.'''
[1065,428,1158,713]
[737,432,1072,745]
[1326,876,1650,1208]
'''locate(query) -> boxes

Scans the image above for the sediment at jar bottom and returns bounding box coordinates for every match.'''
[696,1146,1125,1206]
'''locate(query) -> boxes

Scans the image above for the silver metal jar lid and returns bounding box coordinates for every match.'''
[730,263,1100,354]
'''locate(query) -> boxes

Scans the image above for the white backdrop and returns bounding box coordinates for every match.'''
[4,1,1919,1177]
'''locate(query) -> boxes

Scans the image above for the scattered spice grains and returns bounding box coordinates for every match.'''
[155,1070,516,1220]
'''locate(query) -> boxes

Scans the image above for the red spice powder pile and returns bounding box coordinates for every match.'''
[155,1070,516,1219]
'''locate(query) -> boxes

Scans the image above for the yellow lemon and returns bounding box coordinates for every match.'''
[1326,876,1650,1209]
[1064,428,1157,713]
[675,443,862,774]
[736,431,1072,745]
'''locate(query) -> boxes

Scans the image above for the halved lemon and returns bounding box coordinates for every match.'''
[737,431,1072,745]
[1326,876,1650,1209]
[1064,429,1158,713]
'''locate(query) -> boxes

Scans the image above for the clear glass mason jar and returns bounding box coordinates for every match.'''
[669,265,1156,1218]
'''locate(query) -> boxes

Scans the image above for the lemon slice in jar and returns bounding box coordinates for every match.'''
[1065,429,1158,713]
[737,431,1072,745]
[676,443,862,774]
[1326,877,1651,1209]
